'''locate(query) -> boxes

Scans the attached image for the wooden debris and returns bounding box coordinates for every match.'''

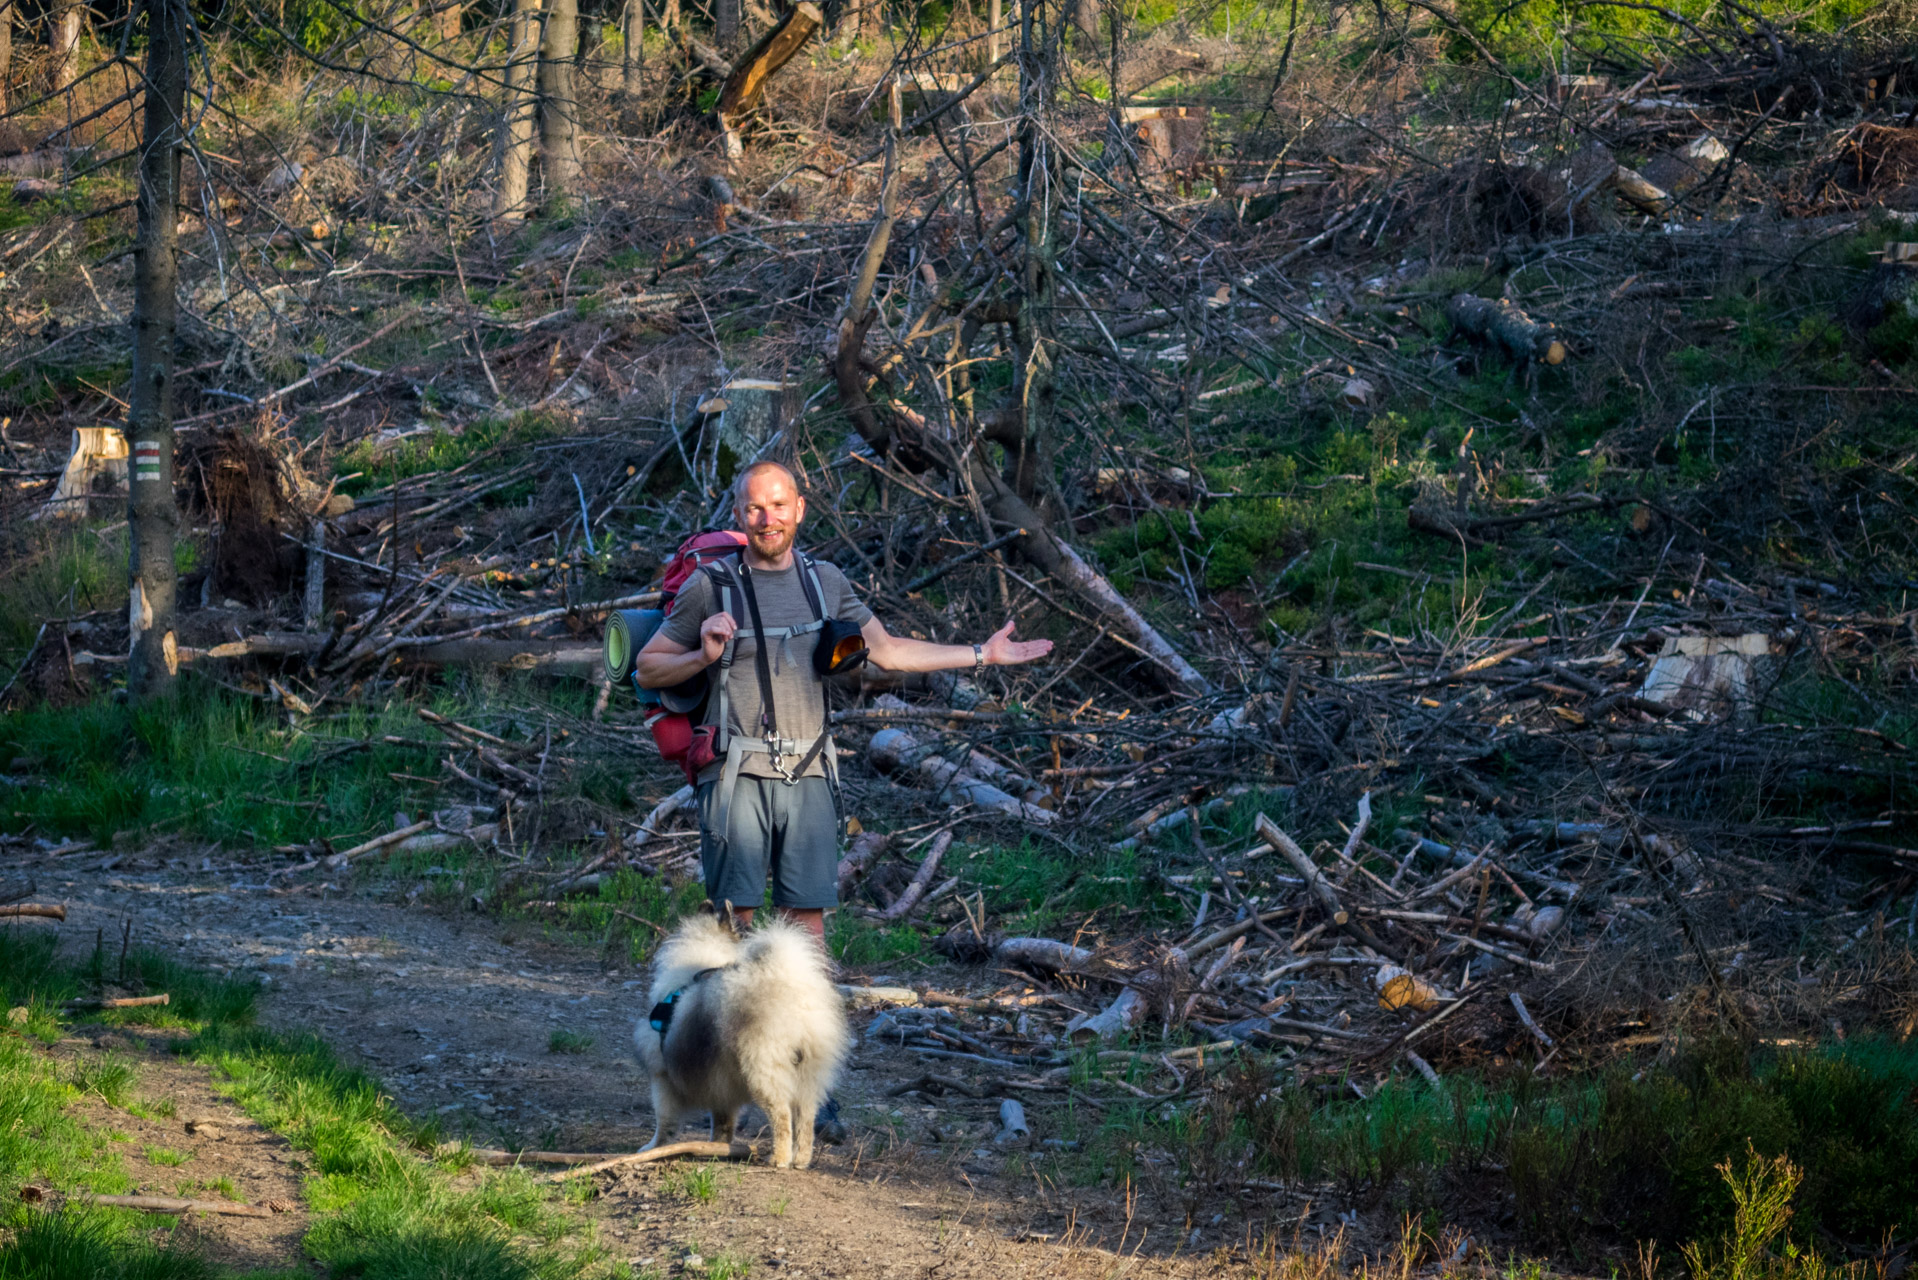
[0,903,66,921]
[877,830,954,920]
[540,1140,749,1181]
[63,993,169,1010]
[1447,293,1567,366]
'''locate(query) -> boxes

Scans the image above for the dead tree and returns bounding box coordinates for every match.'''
[495,0,540,219]
[50,0,80,92]
[127,0,188,701]
[619,0,642,98]
[538,0,583,204]
[0,0,13,112]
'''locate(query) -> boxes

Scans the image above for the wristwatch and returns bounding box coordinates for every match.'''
[972,643,985,673]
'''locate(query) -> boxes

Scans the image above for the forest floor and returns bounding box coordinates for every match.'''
[6,840,1378,1280]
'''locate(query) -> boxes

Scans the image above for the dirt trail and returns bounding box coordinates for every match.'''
[9,847,1252,1279]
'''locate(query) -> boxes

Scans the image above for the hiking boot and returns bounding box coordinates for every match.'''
[814,1095,848,1145]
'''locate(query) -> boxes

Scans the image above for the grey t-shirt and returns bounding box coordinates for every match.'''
[659,556,872,781]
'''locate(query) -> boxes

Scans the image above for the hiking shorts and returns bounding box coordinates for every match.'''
[697,776,840,910]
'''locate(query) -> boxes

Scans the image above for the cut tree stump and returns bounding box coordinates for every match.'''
[37,427,129,521]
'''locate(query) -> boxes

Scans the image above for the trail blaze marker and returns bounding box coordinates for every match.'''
[133,440,162,483]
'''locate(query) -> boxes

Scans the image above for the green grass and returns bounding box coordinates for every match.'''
[546,1029,593,1054]
[1161,1037,1918,1252]
[659,1165,717,1205]
[0,679,619,851]
[0,929,621,1280]
[142,1145,190,1168]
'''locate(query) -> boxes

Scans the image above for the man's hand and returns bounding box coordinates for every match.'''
[699,612,738,665]
[982,620,1052,667]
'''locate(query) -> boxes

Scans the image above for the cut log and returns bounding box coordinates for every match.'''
[1447,294,1566,366]
[996,1098,1029,1142]
[873,695,1045,803]
[1255,814,1347,926]
[991,936,1092,972]
[631,784,697,851]
[36,427,129,521]
[836,830,890,896]
[867,727,1055,824]
[877,830,953,920]
[1065,986,1146,1042]
[0,903,65,921]
[714,2,821,129]
[1614,166,1671,214]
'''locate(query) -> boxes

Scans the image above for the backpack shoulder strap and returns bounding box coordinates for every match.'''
[795,551,827,622]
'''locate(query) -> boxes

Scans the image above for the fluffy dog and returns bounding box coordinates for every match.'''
[632,910,849,1169]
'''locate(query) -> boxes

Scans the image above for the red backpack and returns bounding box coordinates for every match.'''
[604,530,749,782]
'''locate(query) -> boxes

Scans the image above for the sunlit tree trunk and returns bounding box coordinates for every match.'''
[620,0,642,98]
[128,0,187,702]
[49,0,80,93]
[0,0,13,112]
[494,0,539,219]
[537,0,582,203]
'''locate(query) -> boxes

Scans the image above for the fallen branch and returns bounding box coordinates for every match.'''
[323,820,436,870]
[878,830,954,921]
[77,1193,273,1218]
[0,903,66,921]
[63,993,168,1010]
[542,1140,749,1181]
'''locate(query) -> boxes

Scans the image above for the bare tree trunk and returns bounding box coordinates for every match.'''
[537,0,582,204]
[984,0,999,62]
[49,0,80,93]
[619,0,642,98]
[494,0,539,220]
[127,0,186,702]
[713,0,738,50]
[0,0,14,112]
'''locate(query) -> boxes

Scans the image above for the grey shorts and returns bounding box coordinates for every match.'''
[697,776,840,910]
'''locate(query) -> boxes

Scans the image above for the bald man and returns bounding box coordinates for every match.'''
[637,461,1052,940]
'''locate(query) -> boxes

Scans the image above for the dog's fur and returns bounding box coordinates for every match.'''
[633,911,849,1169]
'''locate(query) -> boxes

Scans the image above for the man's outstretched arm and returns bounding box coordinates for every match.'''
[860,617,1052,674]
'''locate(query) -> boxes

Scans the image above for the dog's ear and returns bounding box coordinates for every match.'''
[697,899,720,920]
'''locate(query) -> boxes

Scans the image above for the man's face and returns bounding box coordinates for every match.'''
[736,469,805,561]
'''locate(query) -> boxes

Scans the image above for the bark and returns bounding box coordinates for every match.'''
[1007,0,1059,510]
[0,0,13,113]
[713,0,739,50]
[537,0,582,204]
[984,0,999,63]
[714,1,819,120]
[992,936,1091,971]
[835,830,889,896]
[619,0,643,97]
[50,0,80,93]
[867,727,1056,824]
[494,0,540,219]
[1446,293,1567,366]
[127,0,186,703]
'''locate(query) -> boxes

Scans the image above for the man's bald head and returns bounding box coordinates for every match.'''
[734,461,805,565]
[732,460,799,515]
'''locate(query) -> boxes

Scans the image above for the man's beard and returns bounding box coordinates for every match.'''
[747,525,794,558]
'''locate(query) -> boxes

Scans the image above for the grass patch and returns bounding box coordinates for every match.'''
[546,1029,593,1054]
[141,1145,190,1168]
[0,680,616,851]
[1165,1037,1918,1252]
[659,1165,718,1205]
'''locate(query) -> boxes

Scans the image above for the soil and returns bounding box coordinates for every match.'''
[4,846,1327,1279]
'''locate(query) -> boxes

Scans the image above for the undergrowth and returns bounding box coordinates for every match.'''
[0,930,619,1280]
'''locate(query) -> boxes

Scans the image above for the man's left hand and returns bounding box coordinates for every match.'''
[983,621,1053,666]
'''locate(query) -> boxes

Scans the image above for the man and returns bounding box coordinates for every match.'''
[636,460,1052,940]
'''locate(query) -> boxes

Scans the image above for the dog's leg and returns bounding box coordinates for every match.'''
[711,1108,736,1144]
[792,1101,816,1170]
[768,1096,794,1169]
[641,1081,682,1152]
